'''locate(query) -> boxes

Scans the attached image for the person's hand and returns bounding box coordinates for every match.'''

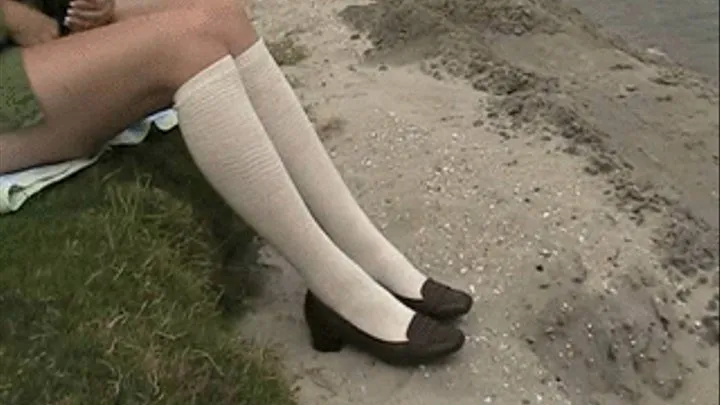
[5,1,60,46]
[65,0,116,33]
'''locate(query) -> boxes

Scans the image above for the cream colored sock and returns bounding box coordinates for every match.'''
[235,40,427,299]
[174,56,413,341]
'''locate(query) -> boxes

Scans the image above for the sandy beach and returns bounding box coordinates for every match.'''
[234,1,719,404]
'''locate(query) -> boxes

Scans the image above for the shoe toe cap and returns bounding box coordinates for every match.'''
[424,279,473,316]
[407,315,466,352]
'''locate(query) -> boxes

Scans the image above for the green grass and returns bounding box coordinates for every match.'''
[0,131,296,405]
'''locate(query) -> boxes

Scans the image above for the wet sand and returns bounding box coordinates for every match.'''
[235,1,719,404]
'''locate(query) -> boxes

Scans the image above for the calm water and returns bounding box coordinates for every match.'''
[565,0,719,82]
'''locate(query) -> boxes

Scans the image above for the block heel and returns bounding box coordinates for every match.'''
[304,296,345,352]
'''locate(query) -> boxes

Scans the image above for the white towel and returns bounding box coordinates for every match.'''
[0,109,179,215]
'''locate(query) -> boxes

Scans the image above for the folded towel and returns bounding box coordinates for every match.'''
[0,109,179,215]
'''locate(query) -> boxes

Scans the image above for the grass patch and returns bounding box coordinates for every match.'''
[0,131,296,405]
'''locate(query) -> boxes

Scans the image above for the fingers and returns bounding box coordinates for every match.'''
[67,7,105,20]
[65,15,95,32]
[69,0,114,12]
[65,0,114,32]
[67,0,98,11]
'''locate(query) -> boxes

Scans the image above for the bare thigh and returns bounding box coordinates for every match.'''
[0,1,256,174]
[113,0,251,19]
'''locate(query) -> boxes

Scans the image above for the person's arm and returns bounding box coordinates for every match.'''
[1,0,27,34]
[2,0,40,34]
[1,0,59,46]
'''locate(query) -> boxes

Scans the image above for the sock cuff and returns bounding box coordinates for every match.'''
[233,38,272,70]
[173,55,239,108]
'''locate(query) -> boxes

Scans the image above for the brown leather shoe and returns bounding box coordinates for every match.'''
[304,291,466,366]
[395,279,473,321]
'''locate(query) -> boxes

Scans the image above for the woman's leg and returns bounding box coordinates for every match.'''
[174,57,415,341]
[108,0,432,299]
[0,3,255,173]
[0,2,422,342]
[233,41,436,299]
[111,0,469,312]
[116,0,458,304]
[111,0,251,21]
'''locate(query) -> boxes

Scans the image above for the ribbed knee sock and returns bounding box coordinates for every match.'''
[173,56,413,341]
[235,40,428,299]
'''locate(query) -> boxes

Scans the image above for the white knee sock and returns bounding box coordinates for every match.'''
[173,56,414,341]
[235,40,428,299]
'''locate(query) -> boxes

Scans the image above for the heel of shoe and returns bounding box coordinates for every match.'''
[308,319,345,352]
[304,292,345,352]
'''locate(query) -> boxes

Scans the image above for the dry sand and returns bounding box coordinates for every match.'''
[233,1,719,404]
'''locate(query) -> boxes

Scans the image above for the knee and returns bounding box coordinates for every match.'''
[188,0,257,53]
[160,1,257,88]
